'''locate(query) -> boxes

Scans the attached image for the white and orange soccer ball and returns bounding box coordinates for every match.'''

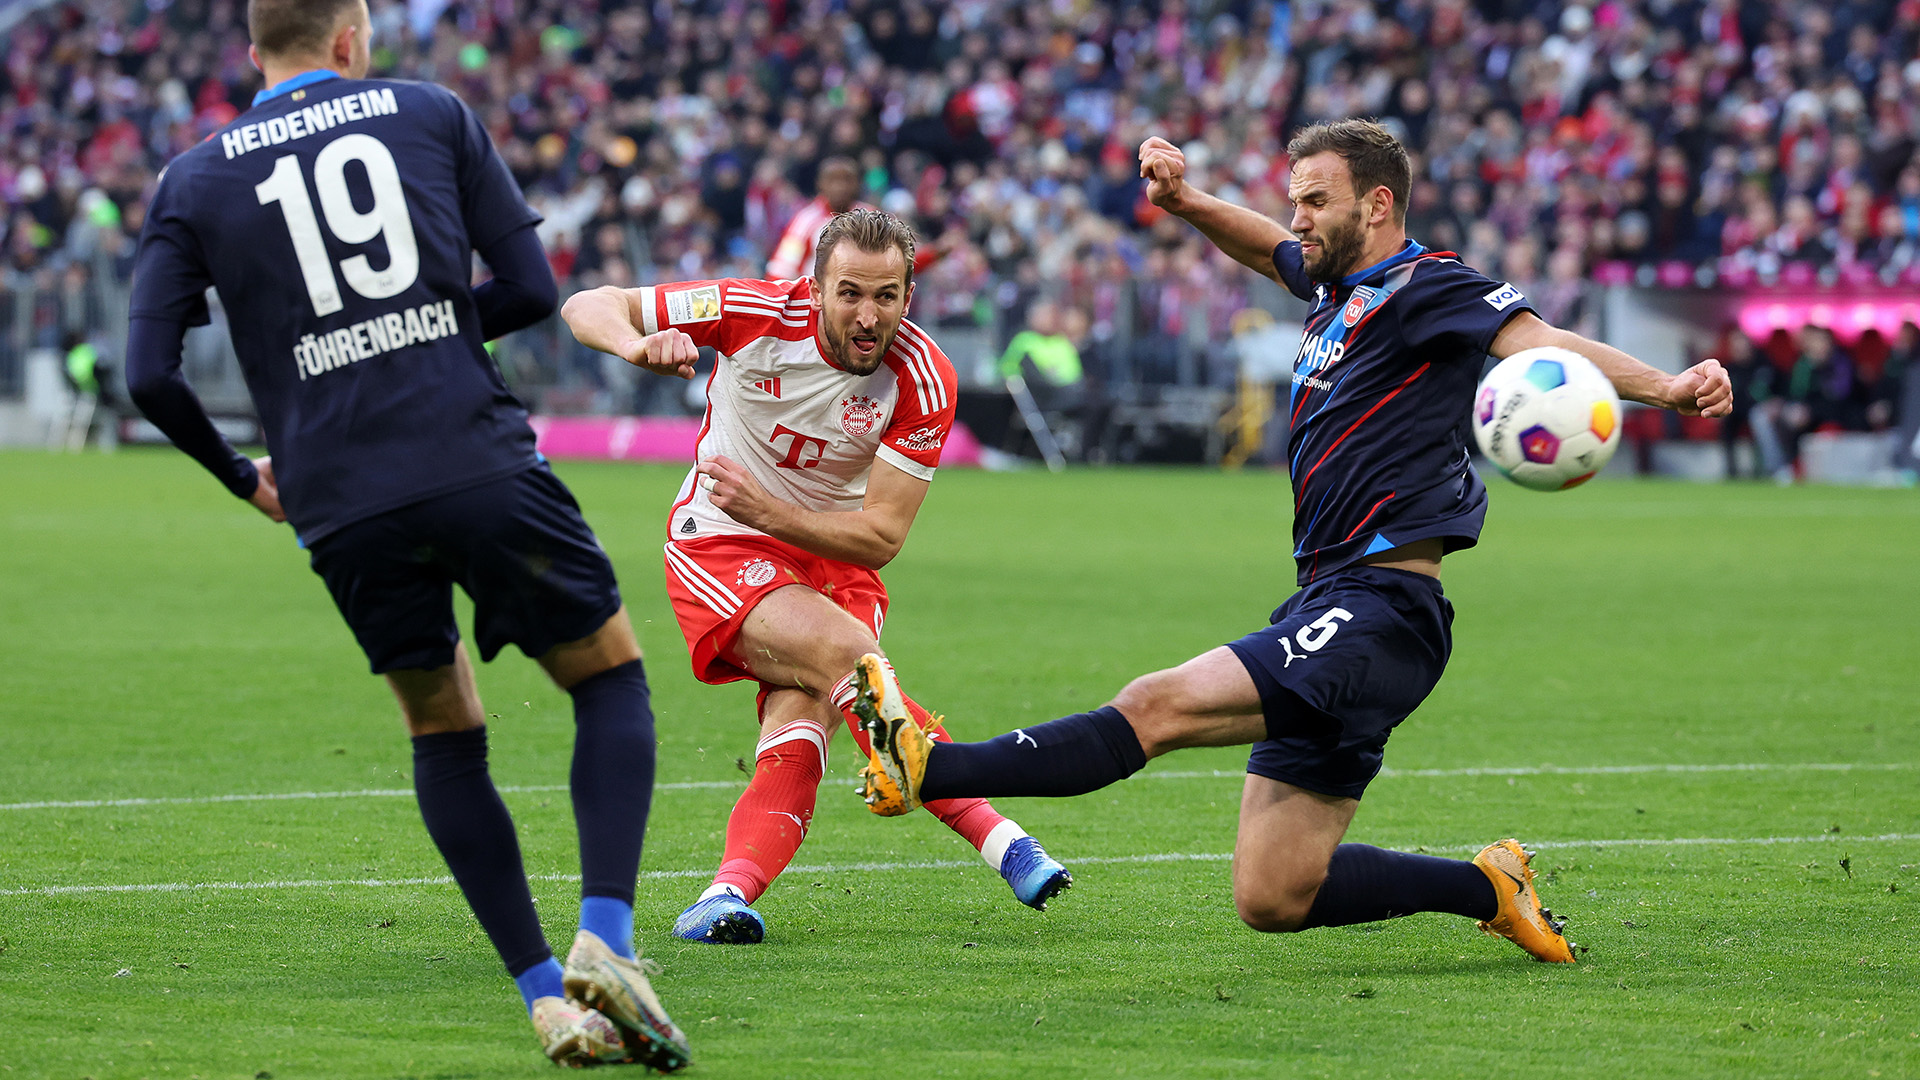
[1471,346,1622,491]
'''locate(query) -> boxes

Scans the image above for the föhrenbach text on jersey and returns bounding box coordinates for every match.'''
[220,88,401,159]
[293,298,458,380]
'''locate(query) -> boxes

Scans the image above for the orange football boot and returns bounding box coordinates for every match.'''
[851,653,931,816]
[1473,838,1576,963]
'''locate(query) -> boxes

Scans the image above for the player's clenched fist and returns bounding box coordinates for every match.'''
[1138,136,1189,212]
[1665,357,1733,418]
[625,329,699,379]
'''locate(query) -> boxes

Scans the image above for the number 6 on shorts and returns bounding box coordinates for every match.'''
[1295,607,1354,652]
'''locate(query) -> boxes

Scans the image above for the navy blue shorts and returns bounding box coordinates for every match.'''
[308,463,622,674]
[1224,566,1453,800]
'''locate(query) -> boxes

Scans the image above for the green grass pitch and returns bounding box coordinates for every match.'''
[1,449,1916,1079]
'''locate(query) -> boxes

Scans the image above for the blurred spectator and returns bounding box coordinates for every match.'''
[1719,330,1770,479]
[998,299,1083,389]
[1891,323,1920,472]
[1756,325,1857,480]
[996,299,1090,460]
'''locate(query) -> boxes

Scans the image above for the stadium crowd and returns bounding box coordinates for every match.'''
[2,0,1917,446]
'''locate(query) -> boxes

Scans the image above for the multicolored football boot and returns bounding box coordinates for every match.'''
[561,930,692,1071]
[529,995,626,1068]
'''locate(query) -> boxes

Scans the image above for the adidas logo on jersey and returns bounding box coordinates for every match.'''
[680,517,697,534]
[753,378,782,398]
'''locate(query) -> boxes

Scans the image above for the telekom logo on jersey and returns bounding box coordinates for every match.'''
[771,424,828,469]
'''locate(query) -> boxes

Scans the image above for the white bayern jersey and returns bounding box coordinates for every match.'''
[634,276,958,542]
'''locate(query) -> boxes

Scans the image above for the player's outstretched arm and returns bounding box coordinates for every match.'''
[559,287,697,379]
[1139,136,1293,283]
[1491,312,1732,418]
[697,455,928,570]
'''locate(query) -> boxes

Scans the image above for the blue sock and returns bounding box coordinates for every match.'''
[579,895,635,960]
[919,706,1146,801]
[513,957,566,1012]
[1297,844,1498,928]
[568,660,656,912]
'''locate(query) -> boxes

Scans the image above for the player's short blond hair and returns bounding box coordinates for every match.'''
[813,209,917,288]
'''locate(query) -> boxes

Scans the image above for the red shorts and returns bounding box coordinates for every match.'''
[662,534,889,685]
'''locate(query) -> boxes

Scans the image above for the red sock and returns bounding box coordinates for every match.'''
[829,668,1011,855]
[710,717,828,905]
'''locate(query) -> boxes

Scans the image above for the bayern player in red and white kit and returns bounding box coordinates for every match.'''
[764,157,860,282]
[562,210,1071,943]
[766,157,943,283]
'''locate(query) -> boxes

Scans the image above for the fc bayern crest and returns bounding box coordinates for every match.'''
[840,395,881,438]
[737,559,778,588]
[1342,286,1377,328]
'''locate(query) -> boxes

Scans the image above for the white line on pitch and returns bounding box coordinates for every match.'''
[1143,762,1919,780]
[5,833,1917,898]
[0,781,740,812]
[4,761,1910,813]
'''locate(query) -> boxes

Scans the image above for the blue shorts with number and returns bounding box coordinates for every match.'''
[1224,565,1453,800]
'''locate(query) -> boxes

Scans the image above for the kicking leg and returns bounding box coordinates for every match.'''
[675,686,828,943]
[830,670,1072,909]
[859,646,1267,813]
[732,585,1072,907]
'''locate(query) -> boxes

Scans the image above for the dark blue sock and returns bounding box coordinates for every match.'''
[411,726,553,978]
[919,706,1147,801]
[513,958,566,1013]
[568,659,655,960]
[1298,844,1497,928]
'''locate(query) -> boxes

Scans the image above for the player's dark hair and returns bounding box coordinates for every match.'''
[1287,119,1412,223]
[248,0,361,58]
[813,208,917,288]
[817,156,858,179]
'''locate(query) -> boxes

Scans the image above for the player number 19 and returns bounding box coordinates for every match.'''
[254,133,420,317]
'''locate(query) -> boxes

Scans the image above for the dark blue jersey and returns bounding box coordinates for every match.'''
[1273,238,1533,585]
[129,73,543,545]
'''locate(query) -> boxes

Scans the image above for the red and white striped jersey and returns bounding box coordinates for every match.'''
[765,197,839,281]
[633,276,958,542]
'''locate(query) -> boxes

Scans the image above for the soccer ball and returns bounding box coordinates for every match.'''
[1471,346,1622,491]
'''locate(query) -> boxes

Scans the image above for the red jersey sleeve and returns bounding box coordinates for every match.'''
[877,319,959,481]
[635,277,805,355]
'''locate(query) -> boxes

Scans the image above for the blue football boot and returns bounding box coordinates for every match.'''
[672,893,767,944]
[999,836,1072,910]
